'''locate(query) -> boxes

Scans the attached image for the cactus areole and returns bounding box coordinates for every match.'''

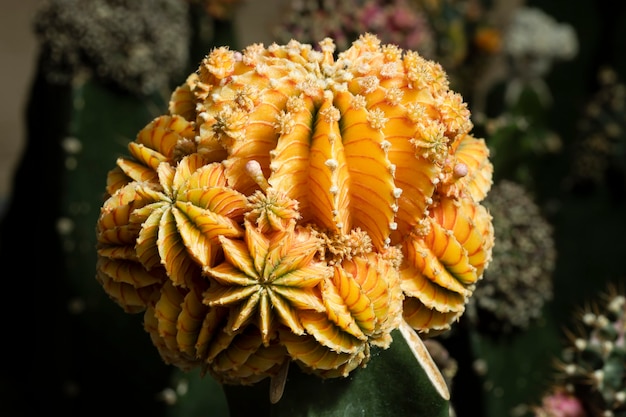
[95,34,494,399]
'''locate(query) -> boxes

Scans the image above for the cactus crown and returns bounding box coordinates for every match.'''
[95,34,494,390]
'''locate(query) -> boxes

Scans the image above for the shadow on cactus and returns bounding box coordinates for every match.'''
[94,33,494,413]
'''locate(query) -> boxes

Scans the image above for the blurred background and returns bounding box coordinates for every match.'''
[0,0,38,215]
[0,0,278,214]
[1,1,624,417]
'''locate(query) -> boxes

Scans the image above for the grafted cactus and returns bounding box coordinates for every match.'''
[95,34,494,403]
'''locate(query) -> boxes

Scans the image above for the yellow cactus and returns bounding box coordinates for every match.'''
[96,33,494,392]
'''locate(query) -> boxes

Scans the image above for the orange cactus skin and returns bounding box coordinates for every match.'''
[95,34,494,385]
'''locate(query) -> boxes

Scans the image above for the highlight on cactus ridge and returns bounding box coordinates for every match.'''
[94,33,494,399]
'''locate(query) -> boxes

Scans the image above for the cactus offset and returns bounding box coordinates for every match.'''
[95,34,494,394]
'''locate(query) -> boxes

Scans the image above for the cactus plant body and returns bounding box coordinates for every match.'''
[95,33,494,397]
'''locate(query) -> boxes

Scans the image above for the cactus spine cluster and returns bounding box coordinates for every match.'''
[536,286,626,417]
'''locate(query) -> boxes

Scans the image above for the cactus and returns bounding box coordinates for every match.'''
[533,284,626,417]
[467,179,557,334]
[94,33,494,413]
[33,0,192,96]
[5,2,626,417]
